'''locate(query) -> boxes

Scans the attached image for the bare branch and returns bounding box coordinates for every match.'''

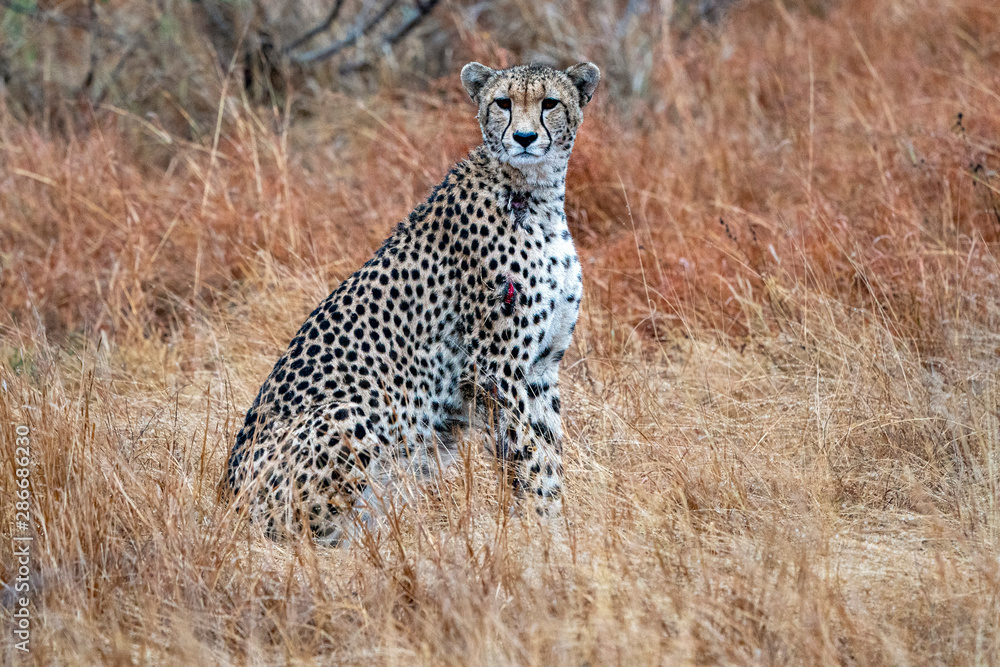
[333,0,441,73]
[283,0,346,54]
[292,0,401,64]
[384,0,439,46]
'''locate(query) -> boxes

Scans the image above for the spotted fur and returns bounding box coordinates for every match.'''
[221,62,600,544]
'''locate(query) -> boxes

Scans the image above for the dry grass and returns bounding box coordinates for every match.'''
[2,0,1000,663]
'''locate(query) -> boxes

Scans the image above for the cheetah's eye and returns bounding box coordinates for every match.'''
[541,98,559,110]
[495,98,511,110]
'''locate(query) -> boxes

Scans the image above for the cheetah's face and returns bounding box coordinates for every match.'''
[461,63,600,171]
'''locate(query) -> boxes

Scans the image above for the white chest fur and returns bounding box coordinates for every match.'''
[517,201,582,369]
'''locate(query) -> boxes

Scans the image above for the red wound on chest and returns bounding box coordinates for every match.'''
[501,279,519,316]
[505,281,516,305]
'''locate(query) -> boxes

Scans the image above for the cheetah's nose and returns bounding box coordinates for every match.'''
[513,131,538,148]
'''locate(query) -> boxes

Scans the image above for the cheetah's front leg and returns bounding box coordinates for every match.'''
[495,378,565,514]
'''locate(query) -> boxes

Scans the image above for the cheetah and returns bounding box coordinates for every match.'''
[221,61,601,544]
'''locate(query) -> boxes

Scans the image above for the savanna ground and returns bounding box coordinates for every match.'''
[2,0,1000,663]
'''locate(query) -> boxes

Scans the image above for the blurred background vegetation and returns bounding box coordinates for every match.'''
[0,0,808,130]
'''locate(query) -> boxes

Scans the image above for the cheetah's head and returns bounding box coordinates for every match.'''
[461,62,600,178]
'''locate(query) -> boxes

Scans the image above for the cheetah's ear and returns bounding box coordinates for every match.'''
[565,62,601,108]
[461,62,496,102]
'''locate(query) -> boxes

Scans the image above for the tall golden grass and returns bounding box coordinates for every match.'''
[2,0,1000,663]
